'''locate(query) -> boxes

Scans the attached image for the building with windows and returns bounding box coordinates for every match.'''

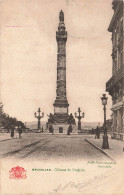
[106,0,124,140]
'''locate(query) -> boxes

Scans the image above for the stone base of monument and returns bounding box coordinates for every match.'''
[53,124,68,134]
[46,123,78,134]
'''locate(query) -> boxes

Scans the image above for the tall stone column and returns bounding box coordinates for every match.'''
[53,10,69,123]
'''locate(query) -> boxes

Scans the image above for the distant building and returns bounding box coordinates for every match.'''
[106,0,124,140]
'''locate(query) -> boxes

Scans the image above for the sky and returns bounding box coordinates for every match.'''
[0,0,113,123]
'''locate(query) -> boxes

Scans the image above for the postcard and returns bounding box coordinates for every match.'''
[0,0,124,194]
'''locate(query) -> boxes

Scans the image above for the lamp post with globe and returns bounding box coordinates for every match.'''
[75,107,85,130]
[34,108,44,130]
[101,94,109,149]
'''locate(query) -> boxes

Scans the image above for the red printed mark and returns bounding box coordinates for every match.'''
[9,166,27,179]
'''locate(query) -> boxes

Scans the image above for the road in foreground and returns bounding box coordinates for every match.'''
[0,133,112,161]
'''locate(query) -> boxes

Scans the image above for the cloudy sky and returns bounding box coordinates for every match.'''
[0,0,113,123]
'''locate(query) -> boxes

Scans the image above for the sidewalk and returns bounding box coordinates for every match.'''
[84,134,124,160]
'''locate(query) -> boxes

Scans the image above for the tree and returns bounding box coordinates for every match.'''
[0,103,5,128]
[0,102,25,131]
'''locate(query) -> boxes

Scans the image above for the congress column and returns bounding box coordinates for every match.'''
[53,10,69,123]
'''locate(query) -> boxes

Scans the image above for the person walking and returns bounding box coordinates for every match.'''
[96,126,100,139]
[41,126,44,133]
[98,127,100,139]
[52,126,54,135]
[18,126,22,139]
[67,124,73,135]
[10,125,15,138]
[95,127,98,139]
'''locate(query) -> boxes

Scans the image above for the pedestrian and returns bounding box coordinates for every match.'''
[10,125,15,138]
[67,129,70,135]
[49,125,54,134]
[67,124,72,135]
[95,127,98,139]
[69,124,73,133]
[98,127,100,139]
[96,126,100,139]
[18,126,22,139]
[41,127,44,133]
[52,126,54,135]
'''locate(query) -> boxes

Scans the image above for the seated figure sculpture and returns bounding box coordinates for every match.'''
[68,113,75,124]
[48,113,55,124]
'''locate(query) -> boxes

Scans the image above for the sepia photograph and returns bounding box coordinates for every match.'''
[0,0,124,194]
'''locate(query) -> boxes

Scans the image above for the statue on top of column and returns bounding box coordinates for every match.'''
[59,10,64,22]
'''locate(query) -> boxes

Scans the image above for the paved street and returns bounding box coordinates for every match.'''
[0,133,112,161]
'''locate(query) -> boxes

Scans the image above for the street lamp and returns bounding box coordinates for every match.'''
[34,108,44,130]
[75,107,85,130]
[101,94,109,149]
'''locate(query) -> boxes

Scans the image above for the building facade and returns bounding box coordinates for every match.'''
[106,0,124,140]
